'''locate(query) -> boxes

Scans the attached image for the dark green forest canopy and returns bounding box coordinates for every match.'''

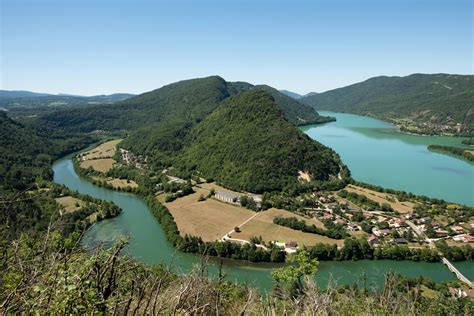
[0,111,95,240]
[35,76,341,192]
[0,111,92,191]
[39,76,331,133]
[177,90,341,193]
[300,73,474,134]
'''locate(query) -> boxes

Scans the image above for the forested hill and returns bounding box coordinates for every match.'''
[251,85,335,125]
[0,112,91,190]
[300,74,474,135]
[177,90,341,192]
[39,76,331,133]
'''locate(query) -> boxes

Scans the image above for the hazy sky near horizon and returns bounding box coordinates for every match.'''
[1,0,472,95]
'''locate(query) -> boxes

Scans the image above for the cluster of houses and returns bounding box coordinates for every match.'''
[405,212,472,243]
[448,287,474,298]
[119,148,148,170]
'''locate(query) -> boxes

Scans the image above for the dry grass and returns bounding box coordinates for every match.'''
[165,188,255,241]
[81,139,122,160]
[80,158,116,173]
[346,184,415,213]
[166,189,342,246]
[78,139,123,173]
[107,178,138,189]
[234,208,343,247]
[55,196,84,215]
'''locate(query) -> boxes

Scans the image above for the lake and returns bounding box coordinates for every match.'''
[302,112,474,206]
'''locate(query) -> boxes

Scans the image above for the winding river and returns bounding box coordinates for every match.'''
[53,112,474,292]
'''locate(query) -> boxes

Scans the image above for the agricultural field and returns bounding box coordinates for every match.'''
[80,139,122,160]
[107,178,138,189]
[233,208,344,247]
[345,184,415,213]
[55,196,84,215]
[78,139,122,172]
[165,188,343,247]
[165,188,255,241]
[80,158,116,173]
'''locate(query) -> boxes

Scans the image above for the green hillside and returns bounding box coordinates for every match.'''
[40,76,331,132]
[300,74,474,135]
[177,90,341,193]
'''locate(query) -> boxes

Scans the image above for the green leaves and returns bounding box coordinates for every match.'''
[271,249,319,283]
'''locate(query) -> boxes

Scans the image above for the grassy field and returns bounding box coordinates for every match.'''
[81,139,122,160]
[166,186,344,246]
[165,188,255,241]
[346,184,415,213]
[55,196,84,215]
[234,208,344,247]
[78,139,122,173]
[80,158,116,173]
[107,178,138,189]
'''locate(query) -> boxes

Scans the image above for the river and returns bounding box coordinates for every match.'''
[302,111,474,206]
[53,113,474,292]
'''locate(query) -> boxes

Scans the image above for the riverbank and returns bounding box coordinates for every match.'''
[52,155,474,292]
[303,111,474,206]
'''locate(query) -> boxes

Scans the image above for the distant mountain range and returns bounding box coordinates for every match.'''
[39,76,342,192]
[279,90,318,99]
[0,90,135,108]
[300,74,474,136]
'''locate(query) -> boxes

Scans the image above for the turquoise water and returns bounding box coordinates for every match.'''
[302,112,474,206]
[53,155,470,293]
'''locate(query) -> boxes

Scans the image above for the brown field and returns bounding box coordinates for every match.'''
[55,196,84,215]
[165,188,255,241]
[234,208,344,247]
[346,184,415,213]
[107,178,138,189]
[80,158,116,173]
[81,139,122,160]
[165,187,343,246]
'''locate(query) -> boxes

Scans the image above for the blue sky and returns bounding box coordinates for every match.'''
[1,0,472,95]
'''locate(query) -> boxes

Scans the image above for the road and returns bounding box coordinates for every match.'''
[406,220,473,288]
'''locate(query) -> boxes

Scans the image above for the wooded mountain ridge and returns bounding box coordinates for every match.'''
[300,73,474,136]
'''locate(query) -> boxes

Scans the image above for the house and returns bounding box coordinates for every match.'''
[284,241,298,254]
[347,223,360,232]
[363,211,374,219]
[367,235,379,246]
[372,227,390,237]
[449,287,474,298]
[405,212,416,220]
[418,217,432,224]
[435,229,448,236]
[214,191,240,204]
[452,234,465,242]
[431,221,440,229]
[451,226,465,234]
[464,234,474,243]
[392,238,408,245]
